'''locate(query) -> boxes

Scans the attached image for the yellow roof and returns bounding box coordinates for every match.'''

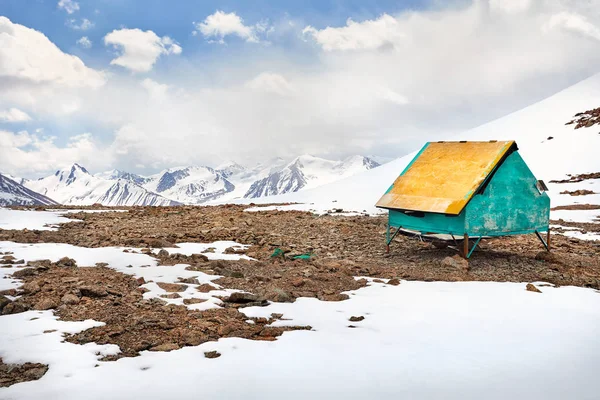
[376,141,516,215]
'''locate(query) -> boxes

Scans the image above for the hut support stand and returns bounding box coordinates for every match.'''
[534,228,551,251]
[385,225,401,253]
[462,234,482,259]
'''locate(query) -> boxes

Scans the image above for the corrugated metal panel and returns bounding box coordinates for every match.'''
[376,141,516,215]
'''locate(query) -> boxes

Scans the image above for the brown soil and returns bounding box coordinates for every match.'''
[565,107,600,129]
[559,190,596,196]
[1,204,600,386]
[550,172,600,183]
[0,358,48,387]
[552,204,600,211]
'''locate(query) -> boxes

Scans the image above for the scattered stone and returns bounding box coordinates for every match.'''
[22,281,41,294]
[61,293,80,305]
[387,278,401,286]
[0,296,11,312]
[291,278,305,287]
[34,298,58,310]
[441,255,469,272]
[179,277,200,285]
[526,283,542,293]
[160,293,181,299]
[204,351,221,359]
[349,316,364,322]
[79,285,108,298]
[149,343,179,352]
[225,292,258,303]
[183,298,206,305]
[156,282,188,292]
[196,283,216,293]
[56,257,77,268]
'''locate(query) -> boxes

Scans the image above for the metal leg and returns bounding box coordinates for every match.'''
[386,225,401,253]
[463,233,469,259]
[547,227,551,251]
[535,230,550,251]
[466,236,482,259]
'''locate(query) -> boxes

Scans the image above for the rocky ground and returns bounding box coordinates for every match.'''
[1,203,600,386]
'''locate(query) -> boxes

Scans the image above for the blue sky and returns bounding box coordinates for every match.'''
[1,0,600,177]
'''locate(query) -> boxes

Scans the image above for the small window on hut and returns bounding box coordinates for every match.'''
[535,180,548,194]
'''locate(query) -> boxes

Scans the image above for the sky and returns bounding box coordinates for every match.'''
[1,0,600,178]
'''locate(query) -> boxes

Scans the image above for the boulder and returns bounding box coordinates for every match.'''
[526,283,542,293]
[156,282,188,292]
[61,293,80,305]
[79,285,108,298]
[441,255,469,272]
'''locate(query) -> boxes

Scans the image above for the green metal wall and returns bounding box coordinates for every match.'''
[464,151,550,236]
[389,209,465,235]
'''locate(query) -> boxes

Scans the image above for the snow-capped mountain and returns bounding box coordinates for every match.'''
[17,154,383,206]
[143,166,235,205]
[237,72,600,216]
[0,173,58,206]
[244,155,380,198]
[95,169,150,186]
[25,164,177,206]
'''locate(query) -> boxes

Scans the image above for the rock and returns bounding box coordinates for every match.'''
[320,293,350,301]
[196,283,216,293]
[34,298,58,310]
[291,278,305,287]
[441,255,469,272]
[149,343,179,352]
[12,268,36,278]
[157,249,169,257]
[22,281,41,294]
[225,292,258,303]
[147,239,174,248]
[179,277,200,285]
[204,350,221,359]
[2,302,28,315]
[56,257,77,267]
[526,283,542,293]
[23,365,48,380]
[183,298,207,305]
[387,278,401,286]
[0,295,11,312]
[160,293,181,299]
[1,255,15,261]
[79,285,108,298]
[349,316,364,322]
[156,282,188,292]
[135,277,146,285]
[61,293,80,305]
[267,288,293,303]
[432,241,449,249]
[191,253,209,262]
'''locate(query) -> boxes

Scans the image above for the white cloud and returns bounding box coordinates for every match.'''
[0,16,105,87]
[140,78,169,99]
[544,12,600,41]
[0,108,31,123]
[67,18,94,31]
[104,28,182,72]
[5,1,600,177]
[245,72,294,95]
[303,14,404,51]
[57,0,79,14]
[76,36,92,49]
[0,130,107,176]
[194,11,269,43]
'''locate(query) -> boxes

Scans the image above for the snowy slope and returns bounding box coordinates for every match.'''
[239,73,600,216]
[25,164,177,207]
[0,173,58,206]
[244,155,380,198]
